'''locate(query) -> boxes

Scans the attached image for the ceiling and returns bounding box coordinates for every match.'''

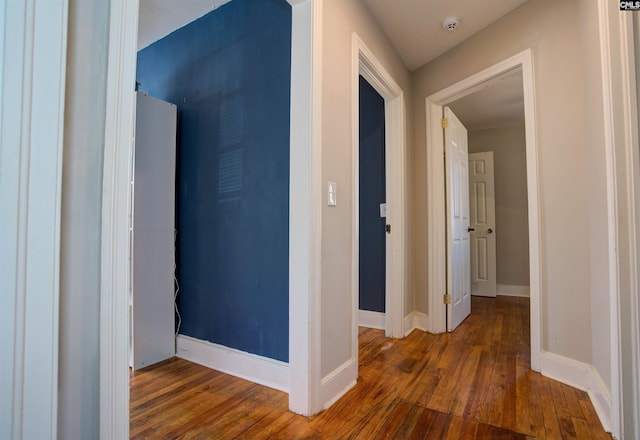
[361,0,528,71]
[448,71,524,131]
[138,0,231,50]
[137,0,528,131]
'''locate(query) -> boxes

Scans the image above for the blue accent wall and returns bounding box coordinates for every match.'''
[359,76,386,313]
[136,0,291,362]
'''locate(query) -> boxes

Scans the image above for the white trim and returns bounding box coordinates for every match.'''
[589,368,613,435]
[615,9,640,440]
[597,2,640,438]
[352,33,406,341]
[425,49,542,372]
[540,351,592,391]
[287,0,323,416]
[359,310,385,330]
[496,284,530,297]
[597,3,622,437]
[319,358,357,410]
[100,1,139,439]
[425,97,447,335]
[1,1,67,438]
[540,351,612,433]
[177,335,290,393]
[403,311,428,336]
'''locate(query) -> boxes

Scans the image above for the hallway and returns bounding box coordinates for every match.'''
[130,296,611,438]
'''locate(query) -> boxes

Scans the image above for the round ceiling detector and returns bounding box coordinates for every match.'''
[442,16,460,32]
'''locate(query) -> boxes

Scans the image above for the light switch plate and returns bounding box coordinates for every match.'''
[379,203,386,218]
[328,181,337,206]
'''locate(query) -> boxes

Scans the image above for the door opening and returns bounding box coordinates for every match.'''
[425,50,541,371]
[446,69,530,331]
[358,75,387,331]
[352,33,407,350]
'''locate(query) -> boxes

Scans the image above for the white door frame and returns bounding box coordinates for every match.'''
[288,0,323,416]
[351,33,406,341]
[100,1,139,438]
[597,1,640,437]
[1,1,68,438]
[425,49,542,371]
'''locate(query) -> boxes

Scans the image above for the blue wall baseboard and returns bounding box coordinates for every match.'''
[136,0,291,362]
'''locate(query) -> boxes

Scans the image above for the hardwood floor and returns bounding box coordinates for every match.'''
[130,296,611,439]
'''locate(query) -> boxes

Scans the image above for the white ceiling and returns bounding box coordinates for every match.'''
[138,0,231,50]
[137,0,527,130]
[361,0,528,71]
[448,71,524,131]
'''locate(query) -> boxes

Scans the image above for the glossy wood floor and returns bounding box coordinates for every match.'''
[130,296,611,439]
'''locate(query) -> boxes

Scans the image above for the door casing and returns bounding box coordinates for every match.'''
[424,50,542,372]
[352,33,407,344]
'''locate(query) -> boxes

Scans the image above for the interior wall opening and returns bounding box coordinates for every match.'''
[425,50,541,370]
[357,74,388,332]
[445,69,530,333]
[129,0,294,426]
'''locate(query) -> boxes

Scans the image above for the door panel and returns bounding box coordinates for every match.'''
[469,151,497,297]
[445,107,471,331]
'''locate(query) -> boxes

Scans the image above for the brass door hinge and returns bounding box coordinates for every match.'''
[444,293,452,304]
[441,118,449,128]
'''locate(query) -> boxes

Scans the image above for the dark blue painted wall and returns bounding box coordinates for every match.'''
[359,76,386,313]
[136,0,291,362]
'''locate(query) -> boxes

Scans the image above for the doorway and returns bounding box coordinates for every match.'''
[445,70,530,332]
[358,75,387,330]
[425,50,542,371]
[352,34,407,346]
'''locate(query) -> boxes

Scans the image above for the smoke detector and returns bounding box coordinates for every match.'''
[442,16,460,32]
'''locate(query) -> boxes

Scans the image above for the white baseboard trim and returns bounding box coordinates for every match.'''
[403,313,413,336]
[319,357,357,409]
[540,351,591,390]
[540,351,611,433]
[403,311,428,336]
[176,334,290,393]
[359,310,385,330]
[497,284,530,297]
[587,367,612,434]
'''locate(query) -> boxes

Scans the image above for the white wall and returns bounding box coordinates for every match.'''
[57,0,110,437]
[412,0,607,366]
[320,0,412,378]
[468,124,529,289]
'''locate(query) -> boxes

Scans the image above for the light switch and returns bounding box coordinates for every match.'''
[379,203,386,218]
[328,181,337,206]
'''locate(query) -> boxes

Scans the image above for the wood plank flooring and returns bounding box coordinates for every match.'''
[130,296,612,439]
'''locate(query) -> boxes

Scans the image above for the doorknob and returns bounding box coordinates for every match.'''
[467,227,475,232]
[487,228,493,234]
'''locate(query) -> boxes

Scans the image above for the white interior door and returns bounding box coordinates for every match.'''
[469,152,497,297]
[444,107,471,331]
